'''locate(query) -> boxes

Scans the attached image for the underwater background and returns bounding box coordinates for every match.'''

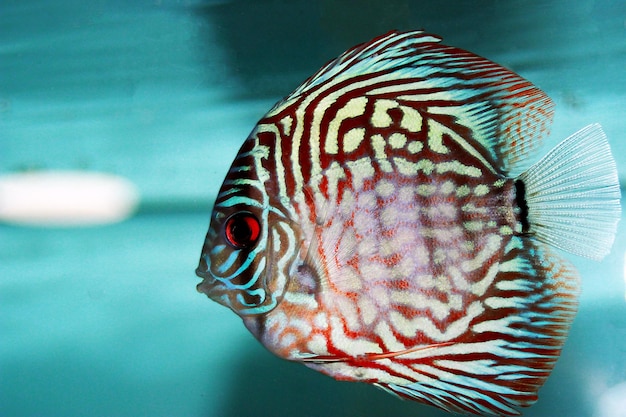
[1,1,625,416]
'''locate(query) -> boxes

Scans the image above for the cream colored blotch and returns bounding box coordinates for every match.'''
[0,171,139,226]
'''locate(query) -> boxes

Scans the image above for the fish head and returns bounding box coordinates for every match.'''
[195,133,297,317]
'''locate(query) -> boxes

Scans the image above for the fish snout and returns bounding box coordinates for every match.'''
[195,267,207,279]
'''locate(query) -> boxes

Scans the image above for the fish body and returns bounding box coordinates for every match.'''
[196,31,621,416]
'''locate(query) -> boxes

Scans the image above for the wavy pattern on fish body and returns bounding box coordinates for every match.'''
[197,30,620,417]
[228,32,566,415]
[244,81,547,416]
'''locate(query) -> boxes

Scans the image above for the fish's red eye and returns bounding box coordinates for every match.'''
[224,212,261,249]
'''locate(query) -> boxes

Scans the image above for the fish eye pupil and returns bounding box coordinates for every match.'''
[224,212,261,249]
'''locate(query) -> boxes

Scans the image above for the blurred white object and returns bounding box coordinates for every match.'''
[0,171,139,226]
[596,381,626,417]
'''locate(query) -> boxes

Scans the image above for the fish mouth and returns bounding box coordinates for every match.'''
[195,252,215,283]
[195,266,208,280]
[195,273,221,302]
[195,264,217,295]
[195,269,235,312]
[195,256,233,305]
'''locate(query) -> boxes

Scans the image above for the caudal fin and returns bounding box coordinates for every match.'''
[517,124,621,260]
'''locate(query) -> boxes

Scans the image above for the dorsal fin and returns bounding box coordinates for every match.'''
[278,30,554,176]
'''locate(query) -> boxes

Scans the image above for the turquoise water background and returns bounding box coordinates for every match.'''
[2,1,625,416]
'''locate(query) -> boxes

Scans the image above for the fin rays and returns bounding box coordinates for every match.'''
[518,124,621,260]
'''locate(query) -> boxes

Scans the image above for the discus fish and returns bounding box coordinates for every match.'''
[196,31,621,416]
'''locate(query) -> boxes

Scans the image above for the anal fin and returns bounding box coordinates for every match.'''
[373,237,580,416]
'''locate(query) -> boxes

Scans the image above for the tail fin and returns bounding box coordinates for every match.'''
[517,124,621,260]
